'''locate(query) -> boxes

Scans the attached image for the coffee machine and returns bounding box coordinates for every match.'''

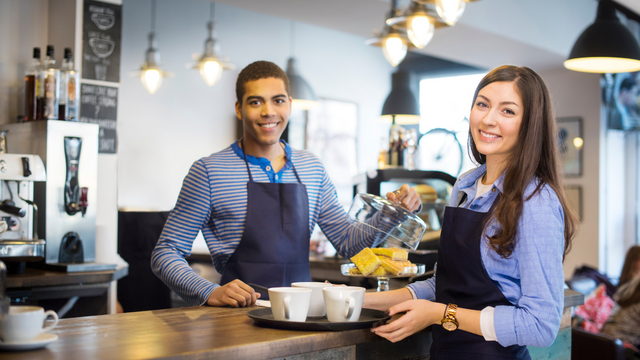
[0,153,46,273]
[2,121,114,272]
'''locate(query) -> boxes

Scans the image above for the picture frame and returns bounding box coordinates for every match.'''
[557,117,583,178]
[564,185,582,222]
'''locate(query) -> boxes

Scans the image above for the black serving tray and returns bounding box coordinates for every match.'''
[247,308,390,331]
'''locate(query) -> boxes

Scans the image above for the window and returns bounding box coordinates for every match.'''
[419,73,486,176]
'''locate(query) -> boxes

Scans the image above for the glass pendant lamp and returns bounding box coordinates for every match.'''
[188,2,235,86]
[130,0,173,94]
[366,1,414,68]
[386,1,437,49]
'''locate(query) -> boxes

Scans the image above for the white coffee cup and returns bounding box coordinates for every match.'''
[268,287,312,322]
[291,282,333,318]
[0,306,59,343]
[323,286,365,322]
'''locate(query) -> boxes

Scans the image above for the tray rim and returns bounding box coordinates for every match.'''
[246,307,390,331]
[340,263,426,278]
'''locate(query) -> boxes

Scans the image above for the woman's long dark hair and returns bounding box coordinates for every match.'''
[468,65,578,260]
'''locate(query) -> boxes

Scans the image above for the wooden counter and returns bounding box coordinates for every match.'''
[1,290,584,360]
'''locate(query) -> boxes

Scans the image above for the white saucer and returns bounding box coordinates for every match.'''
[0,333,58,351]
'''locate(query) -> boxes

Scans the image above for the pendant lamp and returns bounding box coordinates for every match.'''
[188,2,235,86]
[286,22,318,110]
[130,0,173,94]
[565,1,640,74]
[366,1,414,67]
[381,71,421,125]
[386,1,438,49]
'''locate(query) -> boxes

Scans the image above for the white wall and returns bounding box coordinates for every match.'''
[537,67,602,279]
[118,0,393,211]
[0,0,49,124]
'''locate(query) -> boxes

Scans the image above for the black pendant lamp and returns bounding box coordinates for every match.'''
[381,71,421,125]
[565,1,640,73]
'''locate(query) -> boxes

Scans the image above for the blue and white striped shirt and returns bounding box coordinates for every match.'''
[407,164,566,348]
[151,141,373,306]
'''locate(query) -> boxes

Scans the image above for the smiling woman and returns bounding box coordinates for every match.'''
[364,65,580,360]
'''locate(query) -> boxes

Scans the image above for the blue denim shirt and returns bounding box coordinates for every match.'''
[407,164,565,347]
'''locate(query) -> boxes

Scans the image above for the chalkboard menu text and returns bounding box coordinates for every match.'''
[80,84,118,154]
[82,0,122,82]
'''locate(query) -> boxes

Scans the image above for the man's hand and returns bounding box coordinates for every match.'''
[386,184,421,212]
[371,299,445,343]
[207,279,260,307]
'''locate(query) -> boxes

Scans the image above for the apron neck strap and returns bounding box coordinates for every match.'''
[240,138,254,182]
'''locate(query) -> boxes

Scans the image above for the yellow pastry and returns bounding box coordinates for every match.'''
[372,247,409,261]
[370,266,389,276]
[350,247,382,275]
[349,267,362,275]
[380,258,414,276]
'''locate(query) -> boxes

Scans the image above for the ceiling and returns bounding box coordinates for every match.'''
[210,0,639,71]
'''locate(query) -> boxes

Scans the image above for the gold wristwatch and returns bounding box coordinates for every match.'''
[441,303,459,331]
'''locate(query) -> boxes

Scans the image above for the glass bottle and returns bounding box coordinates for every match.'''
[60,48,79,121]
[378,138,388,169]
[403,129,419,170]
[24,48,42,122]
[42,45,60,120]
[388,121,406,167]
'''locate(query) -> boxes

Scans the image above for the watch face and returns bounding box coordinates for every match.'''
[442,321,457,331]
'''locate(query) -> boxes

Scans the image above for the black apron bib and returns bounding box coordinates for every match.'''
[431,193,530,360]
[220,140,311,299]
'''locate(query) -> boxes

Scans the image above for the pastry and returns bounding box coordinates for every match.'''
[380,258,414,276]
[350,247,382,275]
[372,247,409,261]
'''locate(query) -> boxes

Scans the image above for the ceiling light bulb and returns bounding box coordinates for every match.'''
[142,69,162,94]
[435,0,466,26]
[382,36,408,67]
[201,60,223,86]
[407,16,434,49]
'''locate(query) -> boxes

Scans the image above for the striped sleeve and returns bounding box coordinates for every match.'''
[150,159,219,306]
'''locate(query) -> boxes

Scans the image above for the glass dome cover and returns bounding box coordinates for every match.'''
[347,193,427,251]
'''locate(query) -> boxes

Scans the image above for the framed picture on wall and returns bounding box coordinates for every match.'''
[306,98,359,207]
[565,185,582,222]
[557,117,583,178]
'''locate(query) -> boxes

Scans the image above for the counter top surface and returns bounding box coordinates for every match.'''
[0,290,583,360]
[1,305,386,360]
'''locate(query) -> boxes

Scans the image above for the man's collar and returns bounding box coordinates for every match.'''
[231,139,292,165]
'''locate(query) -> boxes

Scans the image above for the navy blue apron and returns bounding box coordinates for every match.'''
[219,140,311,299]
[431,193,531,360]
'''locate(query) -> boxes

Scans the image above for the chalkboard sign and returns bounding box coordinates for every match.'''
[82,0,122,82]
[79,84,118,154]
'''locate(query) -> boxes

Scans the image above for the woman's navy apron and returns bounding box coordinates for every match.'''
[220,140,311,299]
[431,193,531,360]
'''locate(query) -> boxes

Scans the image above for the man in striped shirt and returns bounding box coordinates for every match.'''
[151,61,421,307]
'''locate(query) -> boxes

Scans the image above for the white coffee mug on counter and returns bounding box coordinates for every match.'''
[0,306,59,343]
[268,287,312,322]
[322,286,365,322]
[291,282,332,318]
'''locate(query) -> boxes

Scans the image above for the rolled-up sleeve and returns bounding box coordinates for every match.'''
[406,263,437,301]
[493,187,565,347]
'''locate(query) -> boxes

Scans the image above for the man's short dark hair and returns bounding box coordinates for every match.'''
[235,61,290,103]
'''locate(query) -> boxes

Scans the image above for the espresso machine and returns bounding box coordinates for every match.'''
[0,152,46,273]
[2,121,114,272]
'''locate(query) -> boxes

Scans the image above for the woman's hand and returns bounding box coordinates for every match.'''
[371,299,446,343]
[386,184,421,212]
